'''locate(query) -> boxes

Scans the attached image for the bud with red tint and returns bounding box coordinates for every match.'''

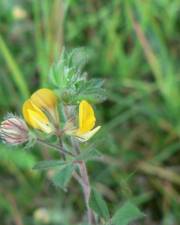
[0,114,29,145]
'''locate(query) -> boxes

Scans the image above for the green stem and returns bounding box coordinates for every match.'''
[58,136,66,160]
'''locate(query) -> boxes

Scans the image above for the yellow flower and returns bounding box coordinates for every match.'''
[22,88,58,133]
[30,88,57,109]
[67,100,101,142]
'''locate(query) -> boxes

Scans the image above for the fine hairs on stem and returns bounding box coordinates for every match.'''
[36,102,96,224]
[53,117,96,224]
[71,137,96,224]
[63,106,96,224]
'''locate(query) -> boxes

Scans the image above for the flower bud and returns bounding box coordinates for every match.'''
[0,115,29,145]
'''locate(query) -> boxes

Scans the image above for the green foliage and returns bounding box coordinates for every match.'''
[0,145,37,169]
[0,194,12,213]
[0,0,180,224]
[33,160,68,170]
[49,48,106,104]
[89,188,110,220]
[0,35,29,99]
[110,202,144,225]
[51,164,74,190]
[75,148,102,162]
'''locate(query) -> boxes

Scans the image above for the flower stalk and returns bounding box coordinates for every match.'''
[57,135,66,160]
[57,135,95,224]
[78,160,95,224]
[70,138,96,224]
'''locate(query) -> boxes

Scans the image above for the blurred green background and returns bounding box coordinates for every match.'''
[0,0,180,224]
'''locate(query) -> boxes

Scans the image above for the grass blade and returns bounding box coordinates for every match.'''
[0,35,29,99]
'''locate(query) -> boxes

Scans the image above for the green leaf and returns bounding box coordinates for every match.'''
[111,202,144,225]
[75,78,106,104]
[76,148,102,162]
[0,146,37,170]
[49,48,106,104]
[52,164,74,190]
[89,188,110,220]
[70,47,90,73]
[33,160,67,170]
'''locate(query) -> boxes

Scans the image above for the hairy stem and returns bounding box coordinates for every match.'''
[78,160,95,225]
[57,106,95,224]
[71,138,95,224]
[39,132,94,223]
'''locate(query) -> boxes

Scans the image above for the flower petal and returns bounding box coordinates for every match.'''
[78,100,96,134]
[75,126,101,142]
[27,109,52,133]
[23,99,52,133]
[31,88,57,109]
